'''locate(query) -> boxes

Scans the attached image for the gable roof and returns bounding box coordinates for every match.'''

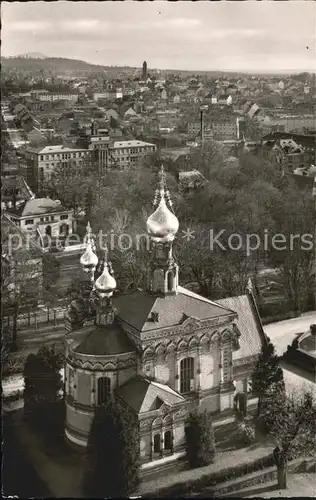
[114,286,235,333]
[117,376,185,413]
[216,294,267,361]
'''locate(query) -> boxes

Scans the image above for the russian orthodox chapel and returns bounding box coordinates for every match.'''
[64,166,266,469]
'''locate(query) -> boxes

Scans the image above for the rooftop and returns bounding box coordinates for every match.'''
[117,376,185,413]
[216,294,266,362]
[113,140,155,148]
[66,322,135,356]
[27,145,89,154]
[6,197,70,217]
[114,286,235,333]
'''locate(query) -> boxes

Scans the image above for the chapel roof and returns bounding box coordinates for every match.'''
[117,376,185,413]
[216,294,267,361]
[66,322,135,356]
[113,285,235,332]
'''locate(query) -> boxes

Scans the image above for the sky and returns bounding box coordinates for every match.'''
[2,1,315,73]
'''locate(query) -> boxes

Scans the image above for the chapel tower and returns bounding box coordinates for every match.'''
[146,166,179,296]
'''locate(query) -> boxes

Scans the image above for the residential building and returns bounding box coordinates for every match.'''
[5,198,74,248]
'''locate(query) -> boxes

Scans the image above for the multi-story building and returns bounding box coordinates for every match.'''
[211,120,238,140]
[24,145,90,191]
[88,123,157,173]
[38,93,79,103]
[110,140,156,169]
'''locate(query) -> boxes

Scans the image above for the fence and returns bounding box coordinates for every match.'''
[2,305,67,331]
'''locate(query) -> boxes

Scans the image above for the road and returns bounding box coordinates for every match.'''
[264,311,316,395]
[264,311,316,357]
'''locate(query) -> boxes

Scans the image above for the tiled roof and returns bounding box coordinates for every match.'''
[216,294,265,361]
[117,376,184,413]
[114,286,235,332]
[6,198,69,217]
[67,323,135,356]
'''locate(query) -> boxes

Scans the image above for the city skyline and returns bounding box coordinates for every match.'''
[2,1,315,73]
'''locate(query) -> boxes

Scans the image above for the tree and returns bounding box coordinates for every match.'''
[264,384,316,489]
[185,410,215,469]
[252,340,284,418]
[84,397,140,497]
[23,345,63,431]
[47,158,96,222]
[1,216,43,349]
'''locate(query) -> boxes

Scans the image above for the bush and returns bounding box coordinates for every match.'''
[185,410,215,469]
[235,422,256,446]
[150,453,276,498]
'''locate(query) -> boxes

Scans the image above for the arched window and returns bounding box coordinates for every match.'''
[97,377,111,405]
[167,271,174,292]
[164,430,172,451]
[180,357,195,394]
[153,433,161,453]
[45,225,52,236]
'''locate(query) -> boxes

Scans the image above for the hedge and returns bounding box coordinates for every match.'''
[148,453,275,498]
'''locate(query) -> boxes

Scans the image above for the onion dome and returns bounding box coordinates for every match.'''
[80,222,98,274]
[80,242,98,272]
[95,261,117,298]
[146,165,179,242]
[146,197,179,242]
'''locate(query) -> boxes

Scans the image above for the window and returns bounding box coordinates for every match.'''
[40,217,44,222]
[40,155,44,161]
[60,214,68,220]
[164,430,172,451]
[50,216,55,222]
[167,271,174,292]
[25,219,34,225]
[180,357,195,394]
[153,433,161,453]
[97,377,111,405]
[45,225,52,236]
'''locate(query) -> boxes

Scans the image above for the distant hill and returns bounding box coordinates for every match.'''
[1,56,113,75]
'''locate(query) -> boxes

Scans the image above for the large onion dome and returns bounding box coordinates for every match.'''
[146,197,179,242]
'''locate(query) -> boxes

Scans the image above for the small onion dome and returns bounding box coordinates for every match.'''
[80,242,98,273]
[146,197,179,242]
[95,264,117,298]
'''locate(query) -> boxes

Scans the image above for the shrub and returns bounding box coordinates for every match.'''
[235,422,256,446]
[185,410,215,469]
[23,345,63,430]
[150,453,276,498]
